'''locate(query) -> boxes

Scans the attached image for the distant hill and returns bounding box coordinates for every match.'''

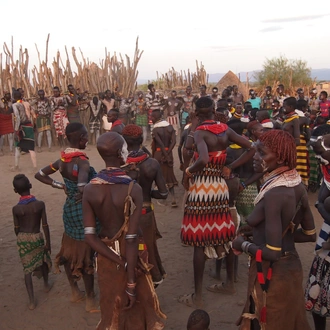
[208,69,330,83]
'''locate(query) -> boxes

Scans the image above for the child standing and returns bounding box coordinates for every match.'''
[12,174,52,310]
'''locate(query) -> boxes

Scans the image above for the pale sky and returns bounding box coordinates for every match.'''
[1,0,330,80]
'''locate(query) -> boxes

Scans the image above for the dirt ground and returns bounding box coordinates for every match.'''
[0,139,327,330]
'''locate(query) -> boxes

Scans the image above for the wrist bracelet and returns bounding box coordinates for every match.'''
[124,262,128,271]
[241,241,252,254]
[185,167,193,178]
[240,181,247,189]
[125,290,136,297]
[52,180,64,189]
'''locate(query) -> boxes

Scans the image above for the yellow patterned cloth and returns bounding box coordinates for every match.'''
[17,232,52,276]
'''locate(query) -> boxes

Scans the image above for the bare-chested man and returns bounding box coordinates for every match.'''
[163,90,183,136]
[178,97,254,308]
[108,109,125,134]
[151,109,178,207]
[262,86,274,110]
[0,91,14,155]
[122,124,169,286]
[65,84,81,123]
[101,90,115,112]
[232,85,244,106]
[233,130,315,330]
[82,132,166,329]
[179,86,198,130]
[12,174,52,310]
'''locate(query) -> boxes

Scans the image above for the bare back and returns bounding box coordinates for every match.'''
[83,183,141,239]
[13,200,45,234]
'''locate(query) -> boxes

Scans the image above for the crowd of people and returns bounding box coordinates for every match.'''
[7,81,330,330]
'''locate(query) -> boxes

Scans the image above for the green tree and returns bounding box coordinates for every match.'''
[255,56,312,91]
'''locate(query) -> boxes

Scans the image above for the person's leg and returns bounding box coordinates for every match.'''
[95,129,100,143]
[29,150,37,169]
[37,132,43,150]
[24,273,36,310]
[63,262,84,302]
[8,133,14,153]
[169,186,177,207]
[46,130,52,149]
[0,135,4,154]
[224,249,236,292]
[193,246,206,307]
[41,262,52,292]
[82,273,98,311]
[312,312,326,330]
[14,147,20,169]
[142,126,147,145]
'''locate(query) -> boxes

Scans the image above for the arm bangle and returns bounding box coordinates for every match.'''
[266,244,282,251]
[124,262,128,271]
[39,169,46,177]
[84,227,96,235]
[125,234,137,240]
[158,190,169,196]
[302,228,316,236]
[77,182,87,187]
[52,180,64,189]
[50,163,57,172]
[187,134,194,138]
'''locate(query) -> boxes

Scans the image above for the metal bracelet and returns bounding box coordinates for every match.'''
[84,227,96,235]
[52,180,64,189]
[39,169,46,177]
[125,290,136,297]
[77,182,87,187]
[125,234,137,240]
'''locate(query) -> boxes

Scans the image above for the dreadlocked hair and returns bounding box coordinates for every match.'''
[214,112,227,123]
[259,130,296,169]
[312,124,330,137]
[187,309,210,330]
[122,124,143,137]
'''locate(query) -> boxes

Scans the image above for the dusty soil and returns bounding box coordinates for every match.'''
[0,140,324,330]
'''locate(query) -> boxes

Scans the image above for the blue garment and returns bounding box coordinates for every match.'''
[63,166,99,240]
[247,97,261,109]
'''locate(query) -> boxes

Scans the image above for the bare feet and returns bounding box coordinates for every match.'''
[206,283,236,295]
[85,296,100,313]
[70,290,85,303]
[177,293,203,308]
[10,166,19,172]
[28,299,36,310]
[44,282,53,293]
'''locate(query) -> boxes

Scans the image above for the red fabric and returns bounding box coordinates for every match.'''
[60,151,88,162]
[111,120,122,128]
[0,113,14,134]
[127,153,148,164]
[261,119,271,124]
[322,165,330,183]
[320,101,330,117]
[196,120,228,135]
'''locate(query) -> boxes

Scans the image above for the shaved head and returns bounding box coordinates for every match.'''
[97,132,124,159]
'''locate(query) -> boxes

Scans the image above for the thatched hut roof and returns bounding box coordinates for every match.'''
[216,70,241,91]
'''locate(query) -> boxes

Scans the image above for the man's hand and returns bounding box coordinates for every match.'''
[44,243,51,254]
[123,288,136,310]
[232,235,245,251]
[222,166,232,179]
